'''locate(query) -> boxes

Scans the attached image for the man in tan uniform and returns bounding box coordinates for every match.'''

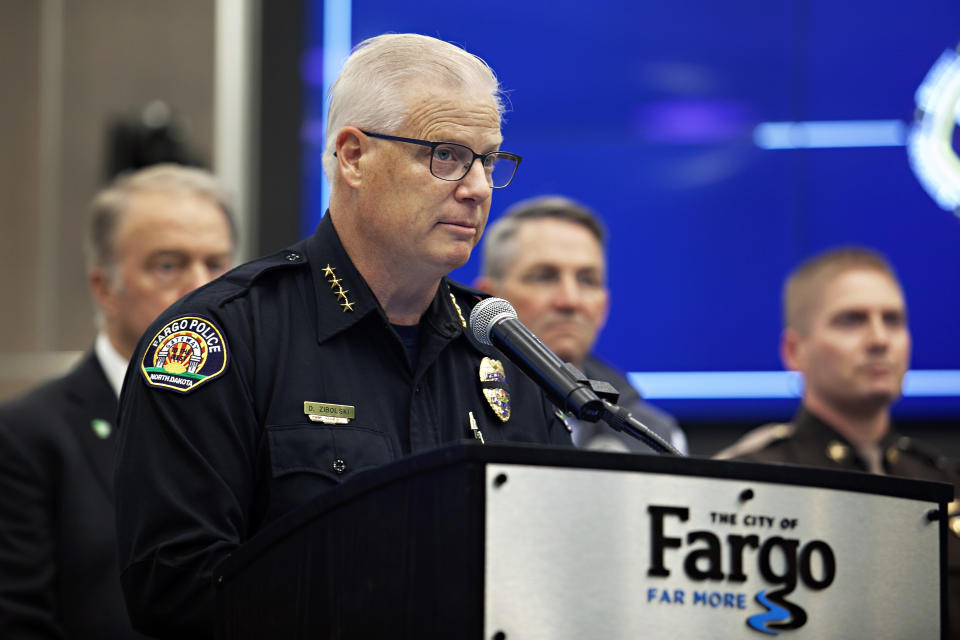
[715,246,959,638]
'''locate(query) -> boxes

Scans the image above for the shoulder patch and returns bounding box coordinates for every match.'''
[140,315,229,393]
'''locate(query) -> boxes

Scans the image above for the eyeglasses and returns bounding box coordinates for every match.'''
[362,131,522,188]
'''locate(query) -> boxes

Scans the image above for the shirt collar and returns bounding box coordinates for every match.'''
[307,213,463,344]
[795,406,900,451]
[95,331,128,399]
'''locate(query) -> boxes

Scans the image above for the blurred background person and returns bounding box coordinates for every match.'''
[714,246,959,638]
[476,195,687,454]
[0,164,236,639]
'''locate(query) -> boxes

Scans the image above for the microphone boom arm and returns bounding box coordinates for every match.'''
[574,373,681,455]
[598,399,681,455]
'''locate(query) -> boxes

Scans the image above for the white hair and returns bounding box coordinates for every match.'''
[322,33,504,180]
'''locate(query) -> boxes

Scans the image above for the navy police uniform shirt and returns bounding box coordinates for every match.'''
[114,214,572,638]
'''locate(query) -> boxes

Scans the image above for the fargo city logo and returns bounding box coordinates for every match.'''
[645,505,836,635]
[140,315,229,393]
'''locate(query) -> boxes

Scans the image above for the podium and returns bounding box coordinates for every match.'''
[215,444,951,639]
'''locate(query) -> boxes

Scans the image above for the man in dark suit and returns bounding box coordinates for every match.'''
[475,195,687,454]
[0,164,235,638]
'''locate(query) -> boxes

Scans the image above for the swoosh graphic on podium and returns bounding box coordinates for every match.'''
[747,590,790,635]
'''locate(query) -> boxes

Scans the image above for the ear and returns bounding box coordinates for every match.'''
[473,275,496,295]
[335,127,366,188]
[780,327,804,372]
[89,267,117,319]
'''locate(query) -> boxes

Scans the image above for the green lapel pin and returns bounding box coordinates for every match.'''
[91,418,112,440]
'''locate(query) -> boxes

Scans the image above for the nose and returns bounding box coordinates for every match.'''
[552,274,584,309]
[865,314,891,351]
[455,159,493,202]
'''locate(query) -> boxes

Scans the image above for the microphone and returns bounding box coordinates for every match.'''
[469,297,681,455]
[469,297,605,421]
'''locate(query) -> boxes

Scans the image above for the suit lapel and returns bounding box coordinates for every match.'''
[63,351,120,501]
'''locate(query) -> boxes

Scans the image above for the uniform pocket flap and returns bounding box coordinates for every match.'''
[267,424,394,481]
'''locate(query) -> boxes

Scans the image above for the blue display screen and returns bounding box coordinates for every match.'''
[301,1,960,421]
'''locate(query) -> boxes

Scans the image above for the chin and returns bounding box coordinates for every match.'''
[852,391,899,413]
[444,255,471,273]
[436,243,475,270]
[874,389,902,404]
[863,379,903,400]
[547,336,589,359]
[546,343,582,365]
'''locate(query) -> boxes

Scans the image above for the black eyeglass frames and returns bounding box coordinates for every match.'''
[361,131,521,188]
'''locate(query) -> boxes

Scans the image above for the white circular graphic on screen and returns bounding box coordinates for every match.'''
[907,47,960,218]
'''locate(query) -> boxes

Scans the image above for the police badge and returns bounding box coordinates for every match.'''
[479,356,510,422]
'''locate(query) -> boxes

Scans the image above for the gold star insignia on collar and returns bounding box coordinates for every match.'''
[322,264,355,312]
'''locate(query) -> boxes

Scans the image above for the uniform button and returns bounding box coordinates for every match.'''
[285,252,301,262]
[332,458,346,474]
[826,441,848,463]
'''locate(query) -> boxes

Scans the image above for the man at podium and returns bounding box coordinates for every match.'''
[114,34,572,638]
[715,246,960,638]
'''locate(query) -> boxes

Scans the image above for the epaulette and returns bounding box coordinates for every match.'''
[714,423,795,460]
[215,244,310,306]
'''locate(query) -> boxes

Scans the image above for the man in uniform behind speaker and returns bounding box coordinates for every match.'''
[0,164,236,638]
[714,246,959,638]
[475,195,687,454]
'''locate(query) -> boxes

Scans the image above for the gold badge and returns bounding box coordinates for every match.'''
[479,357,510,422]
